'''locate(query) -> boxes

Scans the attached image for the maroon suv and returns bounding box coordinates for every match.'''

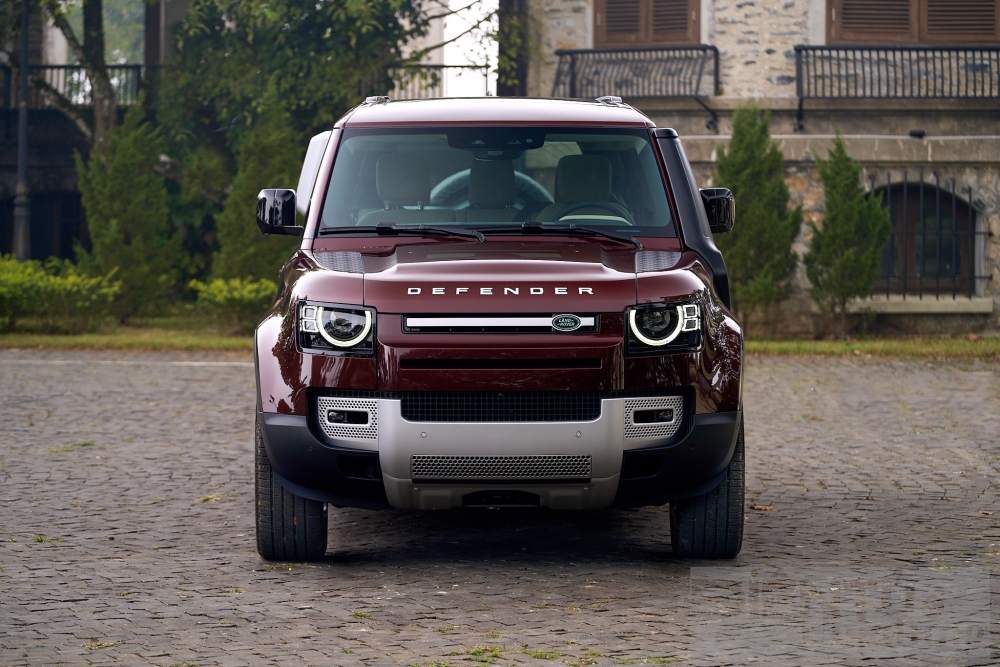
[254,96,743,561]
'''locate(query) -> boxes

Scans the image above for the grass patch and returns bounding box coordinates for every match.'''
[448,646,504,663]
[613,658,683,665]
[525,649,562,659]
[198,493,237,503]
[218,587,245,594]
[351,611,372,619]
[33,534,52,543]
[82,640,122,650]
[747,337,1000,360]
[0,327,252,352]
[49,441,96,453]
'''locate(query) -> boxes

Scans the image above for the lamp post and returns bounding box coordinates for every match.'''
[13,0,31,261]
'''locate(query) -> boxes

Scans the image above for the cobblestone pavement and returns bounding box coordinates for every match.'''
[1,350,999,667]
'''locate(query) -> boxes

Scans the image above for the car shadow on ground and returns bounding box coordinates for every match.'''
[319,506,688,566]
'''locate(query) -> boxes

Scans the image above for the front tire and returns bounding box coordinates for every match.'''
[669,416,744,559]
[255,416,328,561]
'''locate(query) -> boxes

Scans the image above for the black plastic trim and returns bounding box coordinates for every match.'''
[656,136,732,308]
[613,409,741,508]
[260,412,389,509]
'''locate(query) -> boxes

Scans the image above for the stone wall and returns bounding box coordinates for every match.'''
[711,0,807,98]
[526,0,592,97]
[678,120,1000,336]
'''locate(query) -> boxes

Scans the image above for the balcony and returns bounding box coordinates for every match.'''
[794,46,1000,100]
[2,65,145,111]
[551,46,719,99]
[386,65,491,99]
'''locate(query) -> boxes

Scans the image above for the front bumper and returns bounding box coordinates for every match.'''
[259,400,741,510]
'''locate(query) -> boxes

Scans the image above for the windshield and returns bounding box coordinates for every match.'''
[319,127,676,237]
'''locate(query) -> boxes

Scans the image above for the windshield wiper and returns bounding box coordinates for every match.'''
[318,222,484,242]
[480,222,642,249]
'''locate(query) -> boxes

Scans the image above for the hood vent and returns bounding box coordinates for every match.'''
[313,251,364,273]
[635,250,681,273]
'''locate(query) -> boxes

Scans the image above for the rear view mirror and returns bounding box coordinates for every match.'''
[257,189,303,236]
[700,188,735,234]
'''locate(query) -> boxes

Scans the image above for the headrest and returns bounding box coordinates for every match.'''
[468,159,515,208]
[376,154,430,204]
[555,154,612,203]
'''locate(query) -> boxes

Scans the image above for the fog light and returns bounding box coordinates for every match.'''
[633,408,675,424]
[327,409,369,425]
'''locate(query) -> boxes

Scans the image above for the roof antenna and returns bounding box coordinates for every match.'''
[596,95,623,105]
[364,96,392,105]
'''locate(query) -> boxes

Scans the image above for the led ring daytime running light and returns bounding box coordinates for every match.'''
[629,306,685,347]
[315,307,372,348]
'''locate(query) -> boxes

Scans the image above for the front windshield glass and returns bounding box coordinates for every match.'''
[319,127,676,237]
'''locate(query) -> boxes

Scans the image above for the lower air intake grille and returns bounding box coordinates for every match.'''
[411,455,591,480]
[400,391,602,422]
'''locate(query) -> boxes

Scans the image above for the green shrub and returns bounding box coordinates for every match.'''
[76,100,182,324]
[189,277,277,334]
[0,255,120,333]
[805,133,893,337]
[714,104,803,323]
[0,255,44,331]
[211,101,302,282]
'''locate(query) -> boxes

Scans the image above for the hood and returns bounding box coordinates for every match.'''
[306,239,698,314]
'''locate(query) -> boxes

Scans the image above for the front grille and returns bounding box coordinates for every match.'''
[411,455,591,480]
[400,391,602,422]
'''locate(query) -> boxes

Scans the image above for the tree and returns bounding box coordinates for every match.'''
[713,104,802,323]
[158,0,428,151]
[211,103,302,282]
[805,133,893,337]
[37,0,118,148]
[496,0,528,96]
[76,101,181,323]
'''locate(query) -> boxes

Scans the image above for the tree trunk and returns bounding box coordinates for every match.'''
[496,0,528,96]
[82,0,116,149]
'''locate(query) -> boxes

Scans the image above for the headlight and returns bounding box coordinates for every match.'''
[626,302,701,355]
[298,301,375,356]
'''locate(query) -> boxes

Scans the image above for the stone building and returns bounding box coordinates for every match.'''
[530,0,1000,334]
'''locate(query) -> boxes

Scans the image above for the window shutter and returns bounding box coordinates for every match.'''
[831,0,918,43]
[924,0,999,42]
[603,0,642,42]
[841,0,910,32]
[652,0,697,43]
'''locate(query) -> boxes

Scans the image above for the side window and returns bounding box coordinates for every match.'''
[595,0,699,47]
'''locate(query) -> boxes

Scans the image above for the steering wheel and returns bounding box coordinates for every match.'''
[552,200,636,226]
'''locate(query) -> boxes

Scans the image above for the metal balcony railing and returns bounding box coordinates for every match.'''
[551,46,719,99]
[1,64,144,111]
[795,46,1000,99]
[383,65,490,99]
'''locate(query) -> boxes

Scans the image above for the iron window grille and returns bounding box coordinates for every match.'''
[866,171,991,300]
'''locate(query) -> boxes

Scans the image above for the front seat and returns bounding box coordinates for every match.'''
[358,154,455,225]
[461,159,519,223]
[535,154,618,223]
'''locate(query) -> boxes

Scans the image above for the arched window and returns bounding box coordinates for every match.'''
[874,177,984,298]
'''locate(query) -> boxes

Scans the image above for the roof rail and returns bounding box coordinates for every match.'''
[364,95,392,105]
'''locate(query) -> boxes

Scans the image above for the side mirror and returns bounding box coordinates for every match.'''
[700,188,735,234]
[256,189,303,236]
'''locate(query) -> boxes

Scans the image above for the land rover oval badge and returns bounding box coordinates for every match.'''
[551,314,582,332]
